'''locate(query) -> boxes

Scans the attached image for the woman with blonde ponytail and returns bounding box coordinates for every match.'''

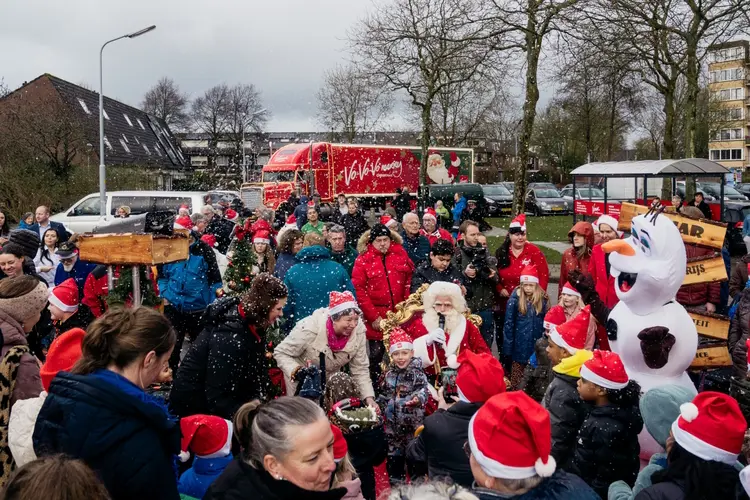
[32,307,181,500]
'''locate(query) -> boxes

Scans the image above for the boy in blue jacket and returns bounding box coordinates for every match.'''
[178,415,233,500]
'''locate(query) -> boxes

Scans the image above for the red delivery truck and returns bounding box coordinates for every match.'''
[241,143,474,210]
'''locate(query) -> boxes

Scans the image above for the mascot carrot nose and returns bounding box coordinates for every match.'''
[602,239,635,256]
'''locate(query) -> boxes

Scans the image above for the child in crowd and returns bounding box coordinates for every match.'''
[571,350,643,498]
[47,278,93,338]
[177,415,234,499]
[377,328,429,483]
[2,455,112,500]
[331,424,365,500]
[552,282,596,349]
[543,306,593,470]
[519,306,566,402]
[502,265,549,389]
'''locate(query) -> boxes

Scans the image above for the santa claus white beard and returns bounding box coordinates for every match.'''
[423,308,462,334]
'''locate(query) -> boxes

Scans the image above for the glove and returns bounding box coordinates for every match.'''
[425,328,446,346]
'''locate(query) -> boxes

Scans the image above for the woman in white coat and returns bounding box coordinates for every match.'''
[274,291,376,407]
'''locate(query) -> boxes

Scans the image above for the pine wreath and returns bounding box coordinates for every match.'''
[106,266,161,307]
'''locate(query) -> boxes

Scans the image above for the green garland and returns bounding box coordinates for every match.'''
[106,266,161,307]
[223,237,259,295]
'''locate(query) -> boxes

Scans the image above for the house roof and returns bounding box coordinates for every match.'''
[43,74,186,169]
[571,159,730,178]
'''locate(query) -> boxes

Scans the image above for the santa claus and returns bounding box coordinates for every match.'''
[426,153,452,185]
[403,281,490,376]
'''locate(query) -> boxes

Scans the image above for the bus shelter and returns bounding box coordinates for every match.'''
[570,159,731,223]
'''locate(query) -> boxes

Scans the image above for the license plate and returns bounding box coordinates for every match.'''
[501,207,511,212]
[551,206,562,211]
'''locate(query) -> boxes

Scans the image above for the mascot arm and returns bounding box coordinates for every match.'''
[569,270,611,327]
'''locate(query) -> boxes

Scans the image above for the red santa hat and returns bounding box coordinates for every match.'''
[580,350,629,390]
[469,392,556,479]
[548,305,590,354]
[179,415,233,462]
[201,234,217,248]
[455,351,506,403]
[543,306,567,331]
[40,327,85,392]
[560,282,581,297]
[380,215,398,229]
[509,214,526,232]
[331,424,348,463]
[450,151,460,167]
[519,265,539,285]
[286,214,297,225]
[49,278,79,313]
[422,208,437,221]
[253,230,271,245]
[329,291,359,316]
[672,391,746,465]
[179,204,189,210]
[225,209,238,222]
[389,327,413,354]
[174,215,193,230]
[307,200,316,207]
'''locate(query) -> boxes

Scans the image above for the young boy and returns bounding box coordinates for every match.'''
[543,306,593,470]
[520,307,566,402]
[410,238,463,293]
[48,278,94,338]
[377,328,430,483]
[178,415,233,499]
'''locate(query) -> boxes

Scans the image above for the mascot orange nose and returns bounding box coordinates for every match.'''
[602,239,636,256]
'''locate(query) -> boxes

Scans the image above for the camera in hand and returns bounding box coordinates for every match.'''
[470,247,490,275]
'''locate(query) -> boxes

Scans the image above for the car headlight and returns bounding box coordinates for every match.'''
[541,201,548,207]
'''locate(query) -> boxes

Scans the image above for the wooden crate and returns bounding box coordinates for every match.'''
[77,232,190,265]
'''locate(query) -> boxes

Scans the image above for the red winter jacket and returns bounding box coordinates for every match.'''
[559,221,594,299]
[352,231,415,340]
[676,244,721,308]
[588,244,618,309]
[82,265,109,317]
[420,228,454,247]
[496,243,549,315]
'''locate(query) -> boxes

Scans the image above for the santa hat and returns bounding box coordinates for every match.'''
[580,350,629,390]
[253,230,271,245]
[380,215,398,229]
[450,151,460,167]
[596,214,619,234]
[423,208,437,221]
[201,234,217,248]
[548,305,590,354]
[543,307,566,331]
[329,291,359,316]
[671,391,746,465]
[331,424,348,463]
[225,209,238,222]
[48,278,79,313]
[469,392,556,479]
[307,200,316,207]
[179,415,233,462]
[560,282,580,298]
[519,265,539,284]
[180,204,189,210]
[286,214,297,226]
[455,351,506,403]
[389,328,413,354]
[174,215,193,230]
[40,327,85,392]
[509,214,526,232]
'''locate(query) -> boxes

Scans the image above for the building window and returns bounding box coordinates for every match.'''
[119,138,131,154]
[709,46,746,63]
[78,98,91,114]
[123,114,133,127]
[712,108,745,121]
[103,136,112,151]
[137,118,145,130]
[191,156,208,167]
[710,68,746,83]
[143,143,151,155]
[710,148,744,161]
[713,128,745,141]
[216,156,229,167]
[713,88,745,101]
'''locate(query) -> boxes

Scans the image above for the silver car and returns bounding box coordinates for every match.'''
[525,188,570,215]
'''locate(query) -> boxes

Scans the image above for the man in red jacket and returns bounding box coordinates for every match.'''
[352,223,415,381]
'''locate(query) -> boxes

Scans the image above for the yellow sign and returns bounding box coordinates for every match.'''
[691,346,732,369]
[688,311,730,341]
[683,256,727,286]
[618,203,727,250]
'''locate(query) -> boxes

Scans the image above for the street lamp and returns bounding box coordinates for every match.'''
[99,25,156,216]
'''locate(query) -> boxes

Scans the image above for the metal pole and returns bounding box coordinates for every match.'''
[572,175,577,223]
[132,265,142,306]
[107,265,114,292]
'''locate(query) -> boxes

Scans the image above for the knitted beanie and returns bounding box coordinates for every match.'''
[639,384,696,448]
[369,223,391,243]
[0,280,48,324]
[9,229,41,260]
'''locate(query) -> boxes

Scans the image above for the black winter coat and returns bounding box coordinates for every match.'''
[570,404,643,498]
[728,287,750,378]
[33,372,181,500]
[204,459,346,500]
[472,470,600,500]
[543,373,590,471]
[406,402,480,488]
[340,213,370,249]
[205,215,235,254]
[410,260,464,293]
[169,296,271,420]
[634,480,686,500]
[519,337,553,402]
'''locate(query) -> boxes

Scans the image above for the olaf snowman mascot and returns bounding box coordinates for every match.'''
[600,204,698,394]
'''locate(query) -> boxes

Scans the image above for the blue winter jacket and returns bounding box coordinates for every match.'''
[503,287,549,363]
[282,245,354,329]
[452,197,467,222]
[473,471,599,500]
[178,454,233,500]
[158,237,222,313]
[293,196,309,229]
[33,370,181,500]
[54,258,97,296]
[274,252,297,281]
[400,231,431,266]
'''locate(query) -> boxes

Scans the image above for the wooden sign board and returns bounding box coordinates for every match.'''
[683,256,727,285]
[687,310,730,341]
[78,232,189,265]
[618,203,727,250]
[691,346,732,369]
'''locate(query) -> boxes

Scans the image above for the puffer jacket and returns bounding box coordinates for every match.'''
[675,244,721,307]
[274,307,374,399]
[728,287,750,378]
[377,357,429,455]
[205,215,235,255]
[453,242,498,312]
[542,350,593,471]
[502,287,549,364]
[558,221,594,299]
[352,231,414,340]
[472,470,599,500]
[292,196,310,229]
[587,243,618,309]
[570,404,643,499]
[157,237,222,313]
[282,246,354,329]
[0,309,43,410]
[729,254,750,300]
[400,231,431,266]
[410,259,464,293]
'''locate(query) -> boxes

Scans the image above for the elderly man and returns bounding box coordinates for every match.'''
[29,205,70,242]
[328,224,357,276]
[54,241,97,296]
[202,205,234,254]
[401,212,431,265]
[403,281,490,377]
[421,208,453,246]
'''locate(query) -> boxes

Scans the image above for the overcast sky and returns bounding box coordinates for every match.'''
[0,0,378,131]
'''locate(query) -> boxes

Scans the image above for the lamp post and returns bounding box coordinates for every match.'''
[99,25,156,216]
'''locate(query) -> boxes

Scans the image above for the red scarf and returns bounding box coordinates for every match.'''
[238,303,261,341]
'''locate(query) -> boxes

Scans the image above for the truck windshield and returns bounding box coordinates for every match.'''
[263,171,295,182]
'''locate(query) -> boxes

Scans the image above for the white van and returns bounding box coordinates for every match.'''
[50,191,212,234]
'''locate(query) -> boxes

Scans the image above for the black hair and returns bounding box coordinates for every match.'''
[605,380,641,408]
[0,211,9,238]
[39,228,60,266]
[430,238,454,257]
[1,243,26,259]
[651,441,740,500]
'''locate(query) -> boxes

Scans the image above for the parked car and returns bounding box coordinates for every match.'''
[501,181,515,194]
[699,182,748,201]
[481,184,513,216]
[735,183,750,198]
[525,188,570,216]
[723,202,750,255]
[559,186,605,201]
[50,191,213,234]
[527,182,558,190]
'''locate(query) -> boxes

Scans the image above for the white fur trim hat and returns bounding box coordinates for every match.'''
[329,291,359,316]
[49,278,79,313]
[179,415,233,462]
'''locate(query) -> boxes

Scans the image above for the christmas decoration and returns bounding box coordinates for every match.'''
[222,237,258,295]
[106,266,160,308]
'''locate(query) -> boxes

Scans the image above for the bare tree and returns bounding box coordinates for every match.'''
[191,84,230,168]
[317,64,391,143]
[350,0,496,189]
[0,78,9,99]
[142,77,189,130]
[225,83,270,167]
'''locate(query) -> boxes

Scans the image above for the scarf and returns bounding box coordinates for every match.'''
[327,318,349,352]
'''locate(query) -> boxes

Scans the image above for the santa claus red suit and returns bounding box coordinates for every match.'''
[402,281,490,376]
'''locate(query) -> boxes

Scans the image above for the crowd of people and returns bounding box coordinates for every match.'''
[1,190,750,500]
